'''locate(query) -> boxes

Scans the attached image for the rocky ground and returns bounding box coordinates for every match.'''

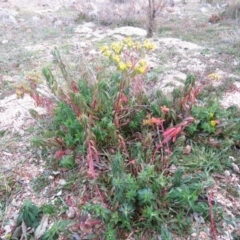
[0,0,240,239]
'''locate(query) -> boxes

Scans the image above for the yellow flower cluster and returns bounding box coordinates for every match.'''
[210,120,217,127]
[100,37,155,74]
[143,39,156,51]
[100,46,111,57]
[124,37,134,48]
[209,112,219,127]
[134,60,148,74]
[142,114,152,126]
[112,55,121,63]
[111,42,124,54]
[208,73,221,81]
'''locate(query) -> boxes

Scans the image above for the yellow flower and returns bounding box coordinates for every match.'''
[103,51,111,57]
[111,42,123,54]
[134,41,142,50]
[124,37,134,48]
[135,66,146,74]
[112,54,121,63]
[210,120,217,127]
[126,61,132,69]
[134,60,147,74]
[138,60,147,67]
[143,39,156,51]
[209,113,214,119]
[100,45,109,53]
[208,73,221,81]
[16,89,24,98]
[118,61,127,71]
[143,114,152,126]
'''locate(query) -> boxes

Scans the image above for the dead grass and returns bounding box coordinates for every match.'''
[224,0,240,19]
[73,0,149,27]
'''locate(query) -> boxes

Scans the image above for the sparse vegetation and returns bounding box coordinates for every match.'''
[224,0,240,19]
[12,36,240,239]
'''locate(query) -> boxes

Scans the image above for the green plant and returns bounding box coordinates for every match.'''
[188,102,222,134]
[11,200,71,240]
[17,200,40,228]
[18,36,240,239]
[40,203,57,216]
[59,155,76,169]
[40,220,70,240]
[171,143,230,173]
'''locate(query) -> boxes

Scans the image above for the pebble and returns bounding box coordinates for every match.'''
[66,207,76,219]
[232,163,239,173]
[224,170,231,177]
[2,39,8,44]
[32,16,40,21]
[58,179,66,185]
[8,15,17,24]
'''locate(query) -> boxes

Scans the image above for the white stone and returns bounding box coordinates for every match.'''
[66,207,76,219]
[58,179,67,185]
[224,170,231,177]
[2,39,8,44]
[111,26,147,37]
[75,26,93,34]
[232,163,239,173]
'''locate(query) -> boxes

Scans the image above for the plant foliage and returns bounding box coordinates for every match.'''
[18,37,240,239]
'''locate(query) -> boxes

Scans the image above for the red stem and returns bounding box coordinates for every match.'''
[208,189,217,240]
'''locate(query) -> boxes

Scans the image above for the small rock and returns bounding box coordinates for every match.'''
[232,163,239,173]
[224,170,231,177]
[112,26,147,37]
[199,7,208,13]
[66,207,76,219]
[48,175,54,180]
[53,190,62,197]
[89,49,98,55]
[59,179,66,185]
[52,170,60,175]
[2,39,8,44]
[32,16,40,21]
[183,145,191,155]
[229,156,236,162]
[9,15,17,24]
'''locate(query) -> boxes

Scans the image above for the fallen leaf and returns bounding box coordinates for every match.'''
[34,215,49,239]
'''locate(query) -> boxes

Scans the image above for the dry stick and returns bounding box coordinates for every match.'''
[208,189,217,240]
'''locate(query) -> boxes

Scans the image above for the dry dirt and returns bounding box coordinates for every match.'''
[0,0,240,239]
